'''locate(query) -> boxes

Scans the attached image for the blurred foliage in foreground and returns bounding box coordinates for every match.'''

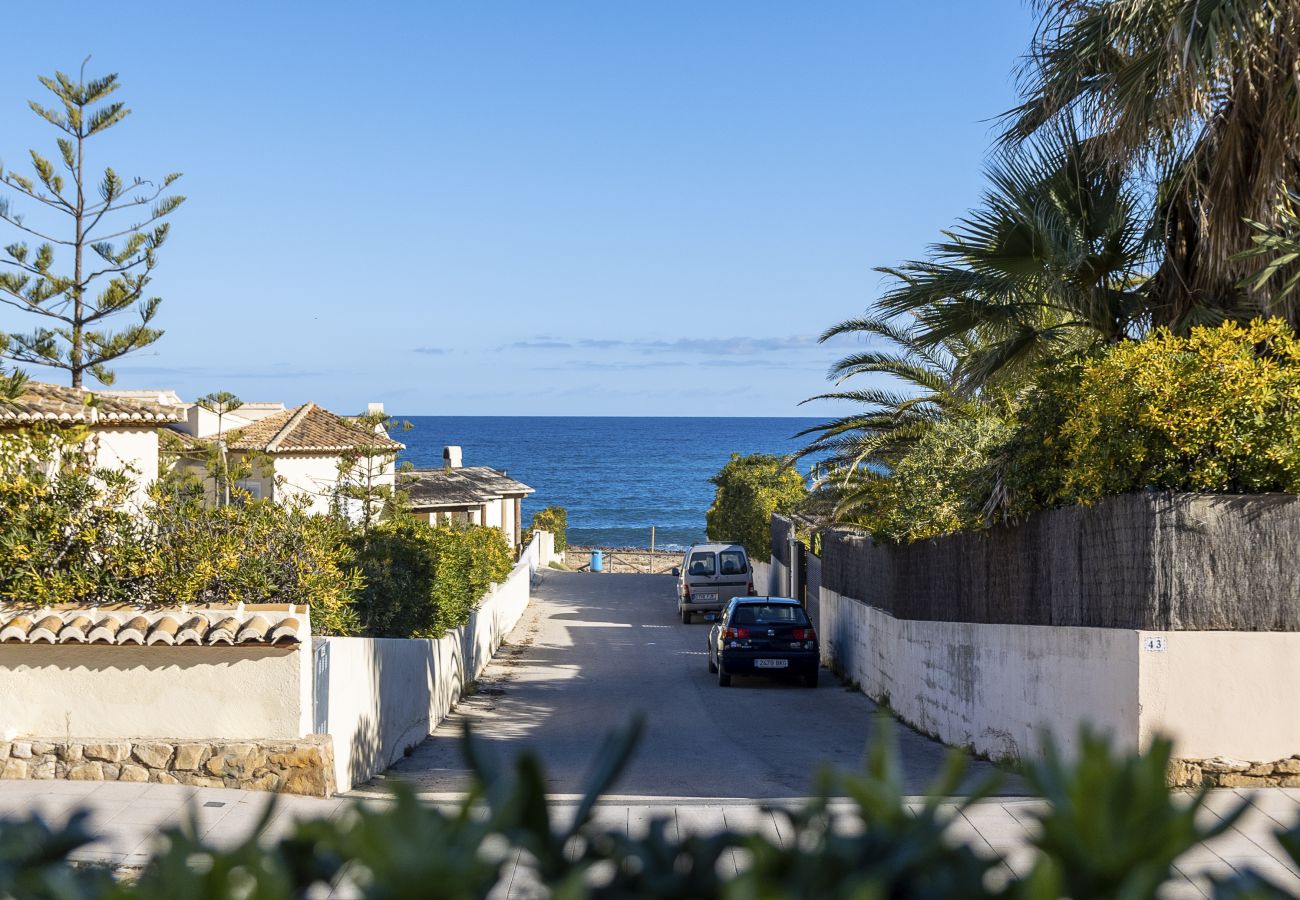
[3,718,1296,899]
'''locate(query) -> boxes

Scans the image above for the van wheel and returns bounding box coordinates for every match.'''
[718,667,731,687]
[681,608,691,625]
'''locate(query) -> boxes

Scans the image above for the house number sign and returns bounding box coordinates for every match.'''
[1143,635,1168,652]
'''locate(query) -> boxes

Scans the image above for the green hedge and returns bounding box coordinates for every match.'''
[351,519,512,638]
[0,720,1286,898]
[706,453,805,559]
[526,505,568,553]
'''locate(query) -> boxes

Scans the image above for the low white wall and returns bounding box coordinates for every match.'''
[1138,631,1300,761]
[0,643,313,741]
[820,588,1139,761]
[752,560,773,596]
[316,533,544,791]
[822,587,1300,763]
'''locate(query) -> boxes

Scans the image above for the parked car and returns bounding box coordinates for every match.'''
[672,542,754,624]
[707,596,818,687]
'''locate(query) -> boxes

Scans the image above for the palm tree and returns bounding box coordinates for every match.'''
[1005,0,1300,328]
[873,128,1152,389]
[794,315,1004,523]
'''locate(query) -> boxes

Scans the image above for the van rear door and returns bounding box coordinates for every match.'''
[715,548,751,604]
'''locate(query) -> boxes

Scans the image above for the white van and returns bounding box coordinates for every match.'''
[672,542,754,624]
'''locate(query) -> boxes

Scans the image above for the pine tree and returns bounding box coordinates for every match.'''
[0,61,185,388]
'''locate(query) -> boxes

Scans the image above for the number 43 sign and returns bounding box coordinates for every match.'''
[1143,635,1168,652]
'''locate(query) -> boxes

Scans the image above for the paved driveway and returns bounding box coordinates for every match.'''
[351,570,1016,801]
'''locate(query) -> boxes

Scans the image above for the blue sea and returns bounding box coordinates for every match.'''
[396,417,821,549]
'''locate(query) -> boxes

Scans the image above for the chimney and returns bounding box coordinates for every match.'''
[443,445,463,469]
[367,402,385,416]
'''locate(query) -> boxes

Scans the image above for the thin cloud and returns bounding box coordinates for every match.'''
[504,339,574,350]
[412,346,450,355]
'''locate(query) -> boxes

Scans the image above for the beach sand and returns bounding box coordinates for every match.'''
[564,546,682,575]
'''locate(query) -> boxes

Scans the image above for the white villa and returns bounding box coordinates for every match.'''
[400,446,535,552]
[0,382,184,508]
[168,401,404,516]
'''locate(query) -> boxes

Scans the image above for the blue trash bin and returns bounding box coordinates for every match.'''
[591,550,604,572]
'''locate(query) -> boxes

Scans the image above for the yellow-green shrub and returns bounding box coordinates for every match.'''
[706,453,806,559]
[0,427,154,605]
[999,319,1300,515]
[149,487,361,635]
[847,413,1009,543]
[525,505,567,552]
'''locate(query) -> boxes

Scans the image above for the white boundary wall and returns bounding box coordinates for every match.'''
[315,532,552,791]
[0,642,313,742]
[821,587,1300,762]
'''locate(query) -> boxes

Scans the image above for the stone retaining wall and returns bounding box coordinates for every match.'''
[0,735,335,797]
[1171,756,1300,789]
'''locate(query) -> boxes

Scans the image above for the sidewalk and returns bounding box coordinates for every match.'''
[1,780,1299,897]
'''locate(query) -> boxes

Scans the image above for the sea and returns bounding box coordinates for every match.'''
[396,416,822,550]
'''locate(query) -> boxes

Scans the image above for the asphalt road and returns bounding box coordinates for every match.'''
[353,570,1014,801]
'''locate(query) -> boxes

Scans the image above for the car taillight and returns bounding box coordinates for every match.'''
[746,581,756,595]
[793,628,817,641]
[683,585,691,600]
[724,627,750,639]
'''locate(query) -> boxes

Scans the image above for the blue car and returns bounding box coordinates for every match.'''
[707,596,819,688]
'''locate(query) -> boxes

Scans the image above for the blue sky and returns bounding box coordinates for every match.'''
[0,2,1036,416]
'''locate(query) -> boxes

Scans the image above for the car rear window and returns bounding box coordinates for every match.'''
[718,550,747,576]
[687,552,716,576]
[731,604,809,626]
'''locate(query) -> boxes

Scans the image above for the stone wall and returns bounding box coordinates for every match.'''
[0,735,334,797]
[1171,756,1300,789]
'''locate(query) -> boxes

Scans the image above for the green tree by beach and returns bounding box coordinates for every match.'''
[706,453,805,559]
[0,63,184,388]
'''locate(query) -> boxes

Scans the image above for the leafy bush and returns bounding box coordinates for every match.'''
[706,453,806,559]
[352,519,512,638]
[995,319,1300,519]
[0,427,154,604]
[2,719,1290,898]
[526,505,568,552]
[149,487,361,635]
[840,412,1009,543]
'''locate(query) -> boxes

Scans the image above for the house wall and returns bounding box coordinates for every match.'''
[272,454,342,514]
[0,642,313,741]
[179,404,285,439]
[273,452,396,517]
[315,533,546,791]
[90,427,160,509]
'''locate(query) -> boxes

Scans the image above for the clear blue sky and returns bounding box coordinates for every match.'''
[0,1,1036,416]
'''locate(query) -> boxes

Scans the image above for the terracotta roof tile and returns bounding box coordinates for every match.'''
[0,382,183,426]
[0,605,308,646]
[226,402,403,453]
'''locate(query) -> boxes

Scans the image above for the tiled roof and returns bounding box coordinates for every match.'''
[401,466,534,510]
[0,383,183,426]
[0,605,307,646]
[226,403,404,453]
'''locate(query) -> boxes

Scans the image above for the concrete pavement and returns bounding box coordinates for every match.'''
[4,778,1300,897]
[353,570,1013,800]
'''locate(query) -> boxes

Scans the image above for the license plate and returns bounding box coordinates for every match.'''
[754,659,788,669]
[694,592,718,602]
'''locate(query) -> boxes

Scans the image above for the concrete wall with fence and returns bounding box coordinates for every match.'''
[814,494,1300,783]
[314,531,555,792]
